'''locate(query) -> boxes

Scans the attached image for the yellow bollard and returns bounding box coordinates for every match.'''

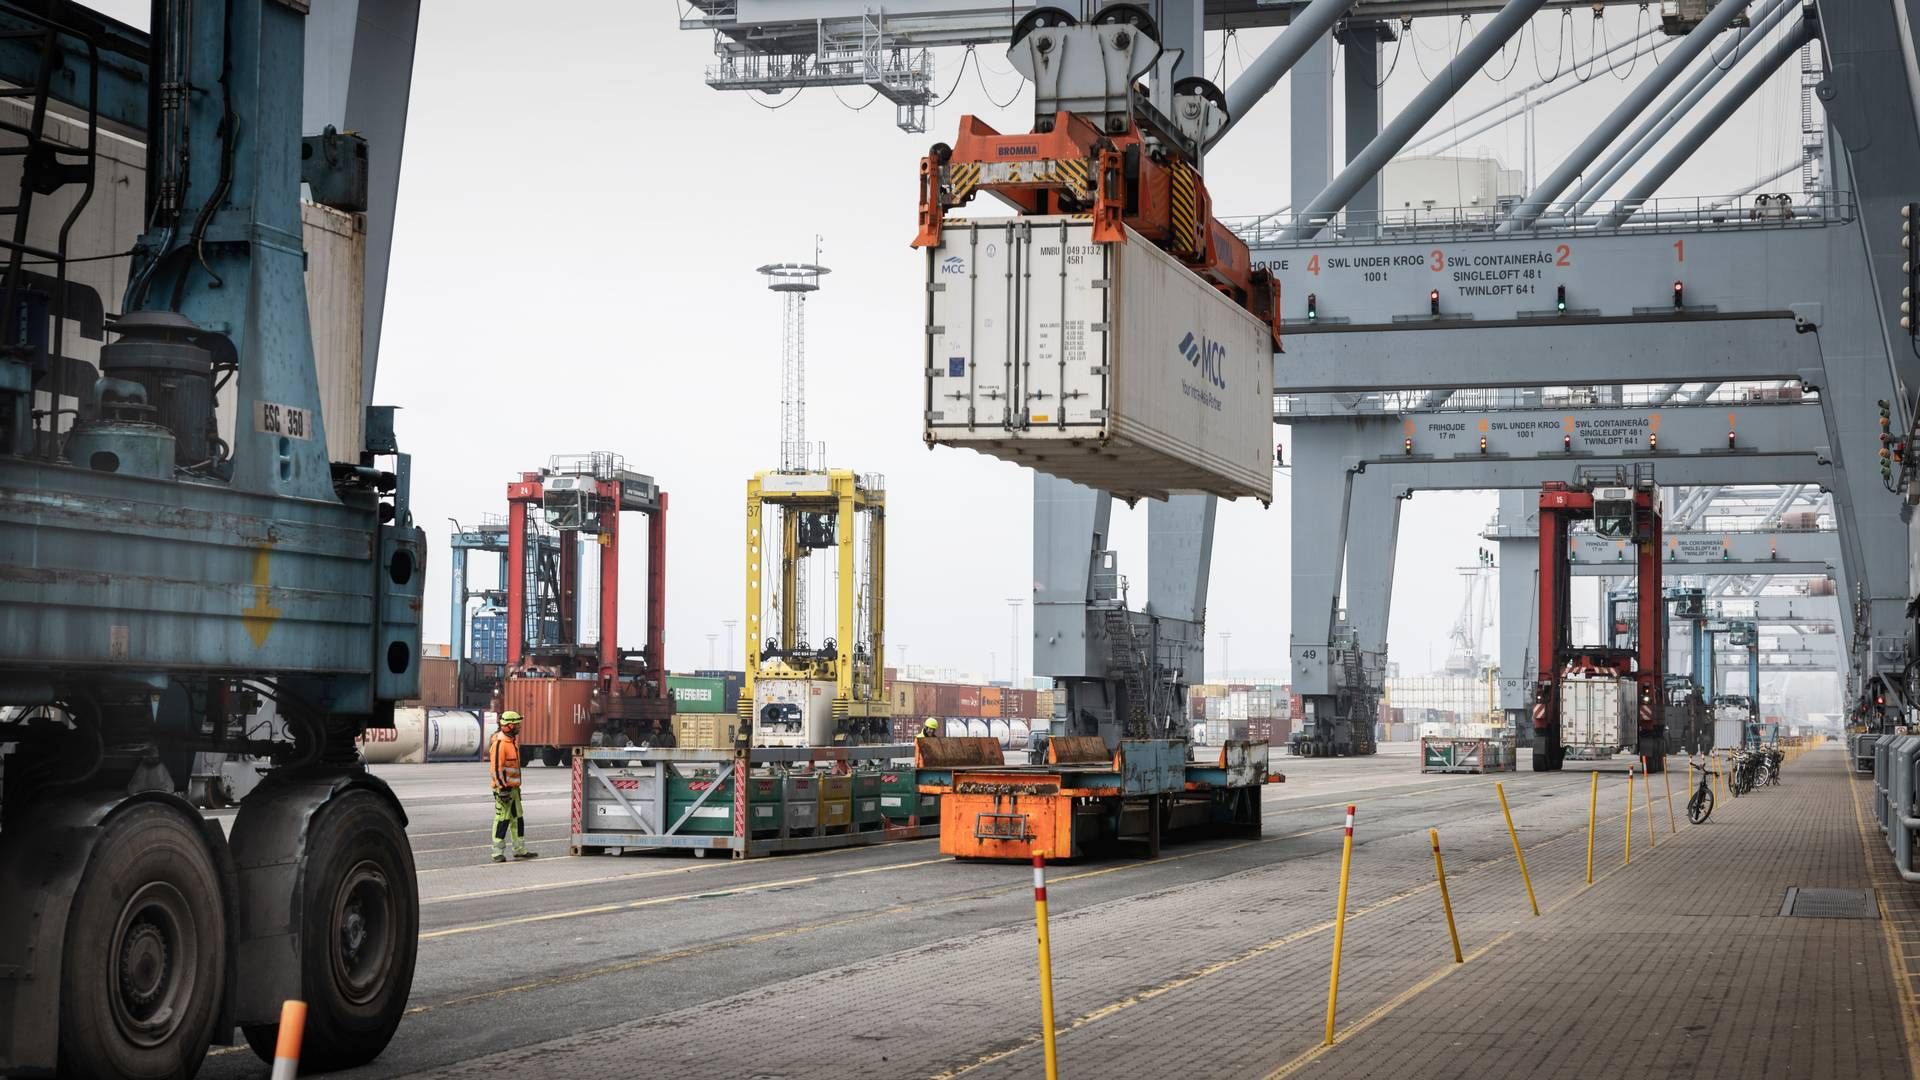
[1324,805,1356,1045]
[1623,768,1634,866]
[1586,772,1599,885]
[1664,764,1677,835]
[1032,853,1059,1080]
[1641,760,1657,848]
[1494,782,1539,916]
[270,1000,307,1080]
[1430,829,1463,964]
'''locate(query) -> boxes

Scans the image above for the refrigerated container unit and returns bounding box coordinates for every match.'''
[923,217,1274,503]
[1559,676,1635,758]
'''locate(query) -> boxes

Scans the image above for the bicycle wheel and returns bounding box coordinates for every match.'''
[1688,786,1713,824]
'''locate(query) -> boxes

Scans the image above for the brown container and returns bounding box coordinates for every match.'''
[931,683,981,717]
[414,656,460,708]
[1247,718,1272,743]
[501,675,596,748]
[672,714,739,749]
[891,681,919,716]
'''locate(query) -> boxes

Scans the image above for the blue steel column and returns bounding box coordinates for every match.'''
[1150,0,1203,113]
[1033,472,1112,680]
[1494,490,1540,736]
[1215,0,1357,148]
[1498,0,1754,232]
[1291,38,1336,211]
[450,545,468,664]
[1283,0,1549,241]
[1342,23,1386,239]
[1343,470,1401,667]
[1147,495,1217,689]
[302,0,421,402]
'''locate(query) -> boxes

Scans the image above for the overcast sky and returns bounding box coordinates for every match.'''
[97,2,1825,689]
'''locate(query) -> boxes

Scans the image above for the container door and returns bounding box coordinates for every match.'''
[926,222,1019,432]
[1020,218,1108,431]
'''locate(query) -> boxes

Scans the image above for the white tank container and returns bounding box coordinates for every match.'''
[1008,720,1031,750]
[424,708,486,761]
[358,707,427,764]
[923,216,1273,503]
[990,718,1011,748]
[965,718,992,740]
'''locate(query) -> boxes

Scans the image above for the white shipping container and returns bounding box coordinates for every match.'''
[1558,677,1635,752]
[924,216,1273,502]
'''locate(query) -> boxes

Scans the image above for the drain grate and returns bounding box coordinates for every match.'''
[1780,887,1877,919]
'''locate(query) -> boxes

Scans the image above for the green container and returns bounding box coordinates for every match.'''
[877,768,938,823]
[667,675,729,714]
[666,772,779,835]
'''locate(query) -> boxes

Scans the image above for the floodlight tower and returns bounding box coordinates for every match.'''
[758,252,830,472]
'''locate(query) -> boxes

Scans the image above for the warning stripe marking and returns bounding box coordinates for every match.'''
[950,162,981,201]
[1170,164,1199,254]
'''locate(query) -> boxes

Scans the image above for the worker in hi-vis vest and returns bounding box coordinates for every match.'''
[487,712,537,862]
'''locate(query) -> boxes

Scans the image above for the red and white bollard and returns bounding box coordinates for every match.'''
[270,999,306,1080]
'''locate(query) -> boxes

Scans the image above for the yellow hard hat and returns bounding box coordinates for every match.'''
[923,718,940,731]
[500,711,522,726]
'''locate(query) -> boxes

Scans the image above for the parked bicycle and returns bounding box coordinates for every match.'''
[1686,757,1716,824]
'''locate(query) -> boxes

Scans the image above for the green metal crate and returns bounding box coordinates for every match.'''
[665,772,780,835]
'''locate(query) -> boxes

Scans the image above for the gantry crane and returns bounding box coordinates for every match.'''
[741,469,888,745]
[1533,466,1667,772]
[500,453,670,760]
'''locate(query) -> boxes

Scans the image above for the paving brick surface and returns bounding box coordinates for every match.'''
[411,749,1916,1080]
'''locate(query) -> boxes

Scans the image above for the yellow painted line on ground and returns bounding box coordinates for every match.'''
[1262,816,1653,1080]
[393,776,1626,1036]
[1263,929,1519,1080]
[1850,772,1920,1080]
[936,791,1639,1079]
[407,883,1021,1019]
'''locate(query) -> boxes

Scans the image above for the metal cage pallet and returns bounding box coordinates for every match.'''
[570,744,939,858]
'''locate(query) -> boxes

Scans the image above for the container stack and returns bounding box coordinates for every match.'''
[1188,683,1294,745]
[882,680,1055,749]
[669,673,739,748]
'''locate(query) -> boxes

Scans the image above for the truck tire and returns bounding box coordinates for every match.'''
[1533,734,1563,771]
[60,802,226,1080]
[1639,735,1666,774]
[243,790,418,1072]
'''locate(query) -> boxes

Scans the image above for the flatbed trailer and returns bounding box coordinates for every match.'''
[914,737,1278,860]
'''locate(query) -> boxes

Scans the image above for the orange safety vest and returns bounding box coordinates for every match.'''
[487,731,522,790]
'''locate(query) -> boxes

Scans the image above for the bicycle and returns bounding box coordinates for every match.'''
[1686,757,1716,824]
